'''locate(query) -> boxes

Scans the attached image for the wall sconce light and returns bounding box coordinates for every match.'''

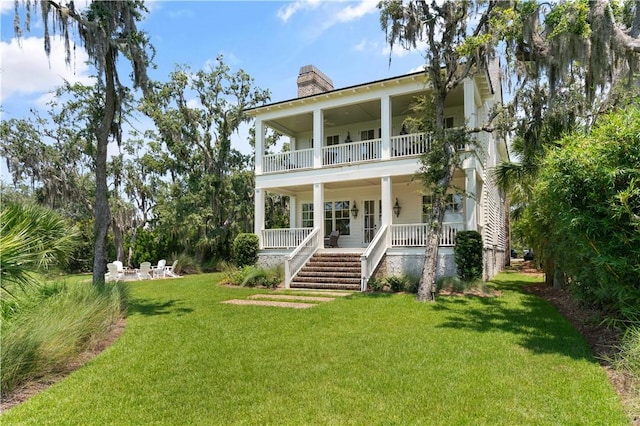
[393,198,401,217]
[345,132,352,143]
[351,201,359,218]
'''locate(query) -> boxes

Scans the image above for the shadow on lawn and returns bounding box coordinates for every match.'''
[128,298,194,317]
[433,277,595,361]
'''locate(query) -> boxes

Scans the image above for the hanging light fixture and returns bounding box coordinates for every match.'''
[351,201,359,218]
[393,198,401,217]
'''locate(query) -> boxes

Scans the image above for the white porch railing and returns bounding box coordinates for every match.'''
[390,222,464,247]
[322,139,382,166]
[263,148,314,173]
[360,225,389,291]
[284,228,321,289]
[262,228,314,249]
[391,133,431,157]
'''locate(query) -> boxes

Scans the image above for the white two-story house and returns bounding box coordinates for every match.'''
[248,64,507,291]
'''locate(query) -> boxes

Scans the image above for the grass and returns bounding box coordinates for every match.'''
[1,271,629,425]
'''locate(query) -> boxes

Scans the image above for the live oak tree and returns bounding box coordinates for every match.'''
[140,57,270,261]
[379,0,507,301]
[12,0,153,285]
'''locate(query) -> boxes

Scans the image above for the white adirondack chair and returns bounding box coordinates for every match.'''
[165,260,180,278]
[137,262,153,280]
[152,259,166,278]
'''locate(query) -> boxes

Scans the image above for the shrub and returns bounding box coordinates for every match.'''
[170,253,201,275]
[386,275,408,292]
[241,265,283,289]
[454,230,483,281]
[405,274,420,294]
[367,276,385,292]
[232,233,259,267]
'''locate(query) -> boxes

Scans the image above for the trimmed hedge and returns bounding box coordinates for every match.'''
[454,230,483,281]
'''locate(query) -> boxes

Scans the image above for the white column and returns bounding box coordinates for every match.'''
[463,78,476,129]
[255,119,265,175]
[313,183,324,237]
[381,176,391,227]
[313,109,323,169]
[465,169,477,231]
[254,188,265,248]
[289,195,297,228]
[380,94,391,159]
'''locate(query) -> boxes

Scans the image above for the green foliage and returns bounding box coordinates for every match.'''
[232,233,259,267]
[1,280,128,393]
[219,264,282,289]
[1,203,77,297]
[171,253,201,275]
[613,326,640,382]
[367,276,385,292]
[531,107,640,323]
[241,265,283,289]
[128,228,174,266]
[386,275,409,292]
[454,231,483,281]
[545,0,591,39]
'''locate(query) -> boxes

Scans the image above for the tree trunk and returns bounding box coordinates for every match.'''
[91,50,116,286]
[417,220,442,301]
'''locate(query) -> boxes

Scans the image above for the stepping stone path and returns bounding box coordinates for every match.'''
[221,291,352,309]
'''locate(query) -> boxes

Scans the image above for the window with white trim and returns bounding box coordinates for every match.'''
[302,203,313,228]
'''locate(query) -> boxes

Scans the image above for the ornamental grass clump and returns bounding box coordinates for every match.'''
[1,281,128,394]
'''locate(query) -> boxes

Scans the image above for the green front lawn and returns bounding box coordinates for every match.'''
[2,272,628,425]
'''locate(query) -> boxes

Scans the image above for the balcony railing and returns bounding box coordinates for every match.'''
[262,228,314,249]
[259,130,483,175]
[263,148,314,173]
[390,222,463,247]
[390,133,430,157]
[322,138,382,166]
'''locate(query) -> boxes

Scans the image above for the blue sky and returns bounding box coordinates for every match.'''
[1,1,426,162]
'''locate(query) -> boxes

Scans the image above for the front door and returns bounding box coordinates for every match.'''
[363,199,377,244]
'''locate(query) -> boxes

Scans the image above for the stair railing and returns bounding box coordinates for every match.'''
[360,224,390,291]
[285,227,321,289]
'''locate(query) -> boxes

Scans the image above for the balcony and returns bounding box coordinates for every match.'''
[260,131,478,175]
[262,132,429,174]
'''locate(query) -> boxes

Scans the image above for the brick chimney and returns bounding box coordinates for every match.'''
[297,65,334,97]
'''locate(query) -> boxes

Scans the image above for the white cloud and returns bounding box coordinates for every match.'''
[352,38,379,53]
[0,36,93,104]
[276,0,322,23]
[335,0,378,23]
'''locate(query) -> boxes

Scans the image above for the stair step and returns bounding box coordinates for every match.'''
[293,276,360,284]
[297,271,361,278]
[291,282,360,291]
[300,266,360,275]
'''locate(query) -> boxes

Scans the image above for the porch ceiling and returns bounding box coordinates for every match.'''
[264,87,464,136]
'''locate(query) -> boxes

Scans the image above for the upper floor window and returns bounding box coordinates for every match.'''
[326,135,339,146]
[445,117,455,129]
[361,129,375,140]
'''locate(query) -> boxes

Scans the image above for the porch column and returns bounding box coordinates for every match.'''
[254,188,265,248]
[313,183,325,238]
[255,119,265,175]
[313,109,323,169]
[381,176,392,227]
[380,94,391,159]
[289,195,297,228]
[463,78,477,129]
[465,169,477,231]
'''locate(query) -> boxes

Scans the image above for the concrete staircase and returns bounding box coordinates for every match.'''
[290,252,361,291]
